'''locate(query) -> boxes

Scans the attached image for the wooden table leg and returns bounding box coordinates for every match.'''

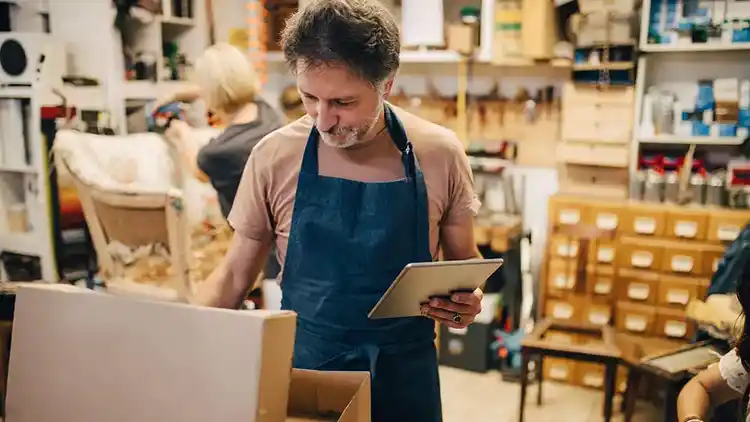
[519,351,530,422]
[603,361,617,422]
[536,356,544,406]
[624,369,640,422]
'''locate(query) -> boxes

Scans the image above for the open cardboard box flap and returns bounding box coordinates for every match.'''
[287,369,370,422]
[5,283,296,422]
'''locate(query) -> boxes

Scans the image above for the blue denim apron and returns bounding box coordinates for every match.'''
[281,104,442,422]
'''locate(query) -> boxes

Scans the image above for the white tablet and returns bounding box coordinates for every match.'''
[367,258,504,320]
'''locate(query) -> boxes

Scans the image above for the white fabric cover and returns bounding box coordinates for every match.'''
[54,128,223,227]
[54,130,176,195]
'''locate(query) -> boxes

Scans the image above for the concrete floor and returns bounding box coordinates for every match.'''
[439,366,661,422]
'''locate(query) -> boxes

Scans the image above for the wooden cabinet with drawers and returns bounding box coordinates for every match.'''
[542,195,749,387]
[561,83,635,144]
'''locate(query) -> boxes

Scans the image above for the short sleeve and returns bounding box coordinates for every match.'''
[719,348,750,395]
[443,144,481,225]
[226,150,273,242]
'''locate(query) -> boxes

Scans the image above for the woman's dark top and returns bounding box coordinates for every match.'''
[196,99,284,278]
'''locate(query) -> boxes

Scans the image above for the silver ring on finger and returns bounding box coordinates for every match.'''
[453,312,462,323]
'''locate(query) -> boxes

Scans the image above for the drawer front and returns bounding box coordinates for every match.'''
[549,196,590,226]
[582,303,613,326]
[586,266,616,298]
[547,259,578,297]
[619,241,664,271]
[707,212,750,243]
[617,270,659,304]
[562,105,633,143]
[615,302,656,335]
[622,204,667,237]
[557,142,629,168]
[657,276,709,308]
[702,246,726,276]
[661,247,703,276]
[550,236,581,259]
[666,210,709,241]
[544,358,576,383]
[590,241,617,265]
[576,362,606,390]
[563,82,635,106]
[656,308,694,340]
[545,298,580,322]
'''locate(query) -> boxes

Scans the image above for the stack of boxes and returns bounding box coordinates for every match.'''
[540,194,750,390]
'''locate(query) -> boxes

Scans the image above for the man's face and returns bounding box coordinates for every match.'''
[297,61,391,148]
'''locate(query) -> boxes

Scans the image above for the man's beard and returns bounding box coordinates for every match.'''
[320,104,383,149]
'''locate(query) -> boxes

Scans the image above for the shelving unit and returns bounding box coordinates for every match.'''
[0,87,57,282]
[630,0,750,182]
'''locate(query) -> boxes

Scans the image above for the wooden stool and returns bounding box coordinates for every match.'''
[519,318,620,422]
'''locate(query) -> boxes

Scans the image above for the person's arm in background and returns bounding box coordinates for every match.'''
[424,138,484,328]
[152,84,203,113]
[677,349,747,421]
[164,120,211,183]
[192,148,274,308]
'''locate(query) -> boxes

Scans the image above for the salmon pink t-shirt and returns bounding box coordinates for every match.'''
[227,105,479,282]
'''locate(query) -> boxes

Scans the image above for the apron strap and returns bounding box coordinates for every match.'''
[300,103,418,180]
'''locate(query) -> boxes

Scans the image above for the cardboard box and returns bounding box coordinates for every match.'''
[286,369,370,422]
[5,284,296,422]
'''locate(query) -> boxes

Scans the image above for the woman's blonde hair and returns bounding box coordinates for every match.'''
[193,43,259,115]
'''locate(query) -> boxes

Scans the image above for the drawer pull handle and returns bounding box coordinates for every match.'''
[634,217,656,234]
[628,282,650,300]
[666,289,690,305]
[594,280,613,294]
[583,374,604,388]
[631,252,654,268]
[717,225,740,242]
[596,213,618,230]
[674,221,698,238]
[665,320,687,338]
[559,209,581,225]
[552,304,574,319]
[588,311,609,325]
[671,255,694,273]
[597,247,615,263]
[625,315,647,332]
[549,367,569,380]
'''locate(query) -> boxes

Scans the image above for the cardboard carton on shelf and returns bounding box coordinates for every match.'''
[4,283,298,422]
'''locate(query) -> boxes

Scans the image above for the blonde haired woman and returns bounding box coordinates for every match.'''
[162,42,284,277]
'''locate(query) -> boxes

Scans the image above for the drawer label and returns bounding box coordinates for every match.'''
[583,373,604,388]
[634,217,656,234]
[666,288,690,305]
[594,279,613,295]
[553,274,575,289]
[559,209,581,225]
[597,247,615,263]
[665,320,687,338]
[552,303,574,319]
[625,315,647,332]
[557,243,579,257]
[596,213,619,230]
[674,221,698,238]
[671,255,694,273]
[628,283,650,300]
[549,366,568,380]
[631,251,654,268]
[588,311,609,325]
[718,225,740,241]
[448,327,468,335]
